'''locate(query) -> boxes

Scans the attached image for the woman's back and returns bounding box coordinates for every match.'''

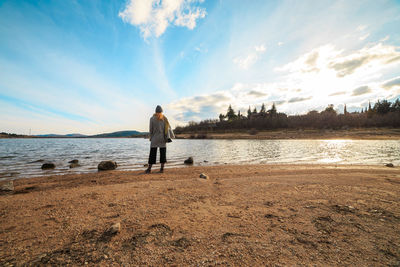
[150,116,166,148]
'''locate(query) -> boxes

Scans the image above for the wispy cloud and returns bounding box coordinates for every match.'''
[329,91,346,96]
[352,85,371,96]
[119,0,206,39]
[288,96,312,103]
[382,76,400,89]
[233,44,266,70]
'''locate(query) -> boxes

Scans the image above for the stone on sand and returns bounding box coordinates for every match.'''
[98,161,117,171]
[0,180,14,192]
[184,157,194,165]
[108,222,121,234]
[199,173,209,179]
[41,163,55,170]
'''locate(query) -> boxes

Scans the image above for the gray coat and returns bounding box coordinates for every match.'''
[149,116,175,148]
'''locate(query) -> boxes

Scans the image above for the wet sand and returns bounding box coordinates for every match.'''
[1,164,399,266]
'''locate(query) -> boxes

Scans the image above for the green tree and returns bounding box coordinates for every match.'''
[344,104,348,115]
[219,113,225,122]
[253,107,258,114]
[323,104,336,114]
[226,105,237,121]
[392,98,400,112]
[247,106,252,118]
[260,103,266,115]
[374,100,391,114]
[268,103,277,115]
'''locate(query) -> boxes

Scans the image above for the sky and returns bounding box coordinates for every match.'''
[1,0,400,135]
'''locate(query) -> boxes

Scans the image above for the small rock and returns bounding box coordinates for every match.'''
[385,163,394,168]
[199,173,209,179]
[144,164,149,167]
[41,163,55,170]
[68,159,79,164]
[108,222,121,234]
[0,180,14,192]
[184,157,194,165]
[203,160,208,163]
[69,163,81,168]
[98,161,117,171]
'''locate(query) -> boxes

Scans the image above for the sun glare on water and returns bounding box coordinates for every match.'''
[317,139,353,163]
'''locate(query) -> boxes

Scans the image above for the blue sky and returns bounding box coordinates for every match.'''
[1,0,400,134]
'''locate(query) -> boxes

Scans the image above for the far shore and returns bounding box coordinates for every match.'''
[176,127,400,140]
[1,164,399,265]
[2,128,400,140]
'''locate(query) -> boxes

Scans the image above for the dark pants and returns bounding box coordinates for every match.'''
[148,147,166,164]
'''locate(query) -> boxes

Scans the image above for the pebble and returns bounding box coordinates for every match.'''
[0,180,14,192]
[385,163,394,167]
[108,222,121,234]
[199,173,209,179]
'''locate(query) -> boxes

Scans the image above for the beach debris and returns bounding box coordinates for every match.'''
[69,163,81,168]
[0,180,14,192]
[385,163,394,168]
[41,162,55,170]
[98,161,117,171]
[184,157,194,165]
[68,159,79,164]
[331,204,355,214]
[199,173,209,179]
[107,222,121,235]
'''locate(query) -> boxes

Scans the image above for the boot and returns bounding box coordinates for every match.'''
[145,164,152,174]
[160,163,165,173]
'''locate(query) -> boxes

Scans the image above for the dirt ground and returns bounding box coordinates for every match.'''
[0,164,399,266]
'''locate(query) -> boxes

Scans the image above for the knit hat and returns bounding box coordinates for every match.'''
[155,105,163,113]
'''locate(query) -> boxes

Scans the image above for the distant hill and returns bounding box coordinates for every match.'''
[33,130,147,138]
[89,130,146,138]
[36,133,88,137]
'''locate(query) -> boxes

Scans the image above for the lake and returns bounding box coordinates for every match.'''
[0,138,399,180]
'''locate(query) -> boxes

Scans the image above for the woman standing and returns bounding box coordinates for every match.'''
[146,105,174,173]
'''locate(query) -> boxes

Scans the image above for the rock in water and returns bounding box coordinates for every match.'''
[184,157,194,165]
[98,161,117,171]
[386,163,394,167]
[41,163,55,170]
[199,173,209,179]
[108,222,120,234]
[0,180,14,192]
[68,159,79,164]
[69,163,81,168]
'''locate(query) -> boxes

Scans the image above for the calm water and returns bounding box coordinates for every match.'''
[0,138,399,180]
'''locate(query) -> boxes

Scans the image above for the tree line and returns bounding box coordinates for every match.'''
[174,98,400,133]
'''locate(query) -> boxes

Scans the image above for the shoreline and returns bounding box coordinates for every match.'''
[1,164,399,265]
[175,128,400,140]
[2,128,400,140]
[1,161,397,181]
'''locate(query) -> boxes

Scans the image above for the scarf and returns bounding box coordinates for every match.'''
[154,113,170,138]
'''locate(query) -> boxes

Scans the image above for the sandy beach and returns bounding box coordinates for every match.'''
[1,164,399,266]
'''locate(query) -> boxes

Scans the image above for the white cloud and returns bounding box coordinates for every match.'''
[352,85,371,96]
[382,76,400,89]
[359,33,370,40]
[233,44,267,70]
[119,0,206,39]
[357,25,367,31]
